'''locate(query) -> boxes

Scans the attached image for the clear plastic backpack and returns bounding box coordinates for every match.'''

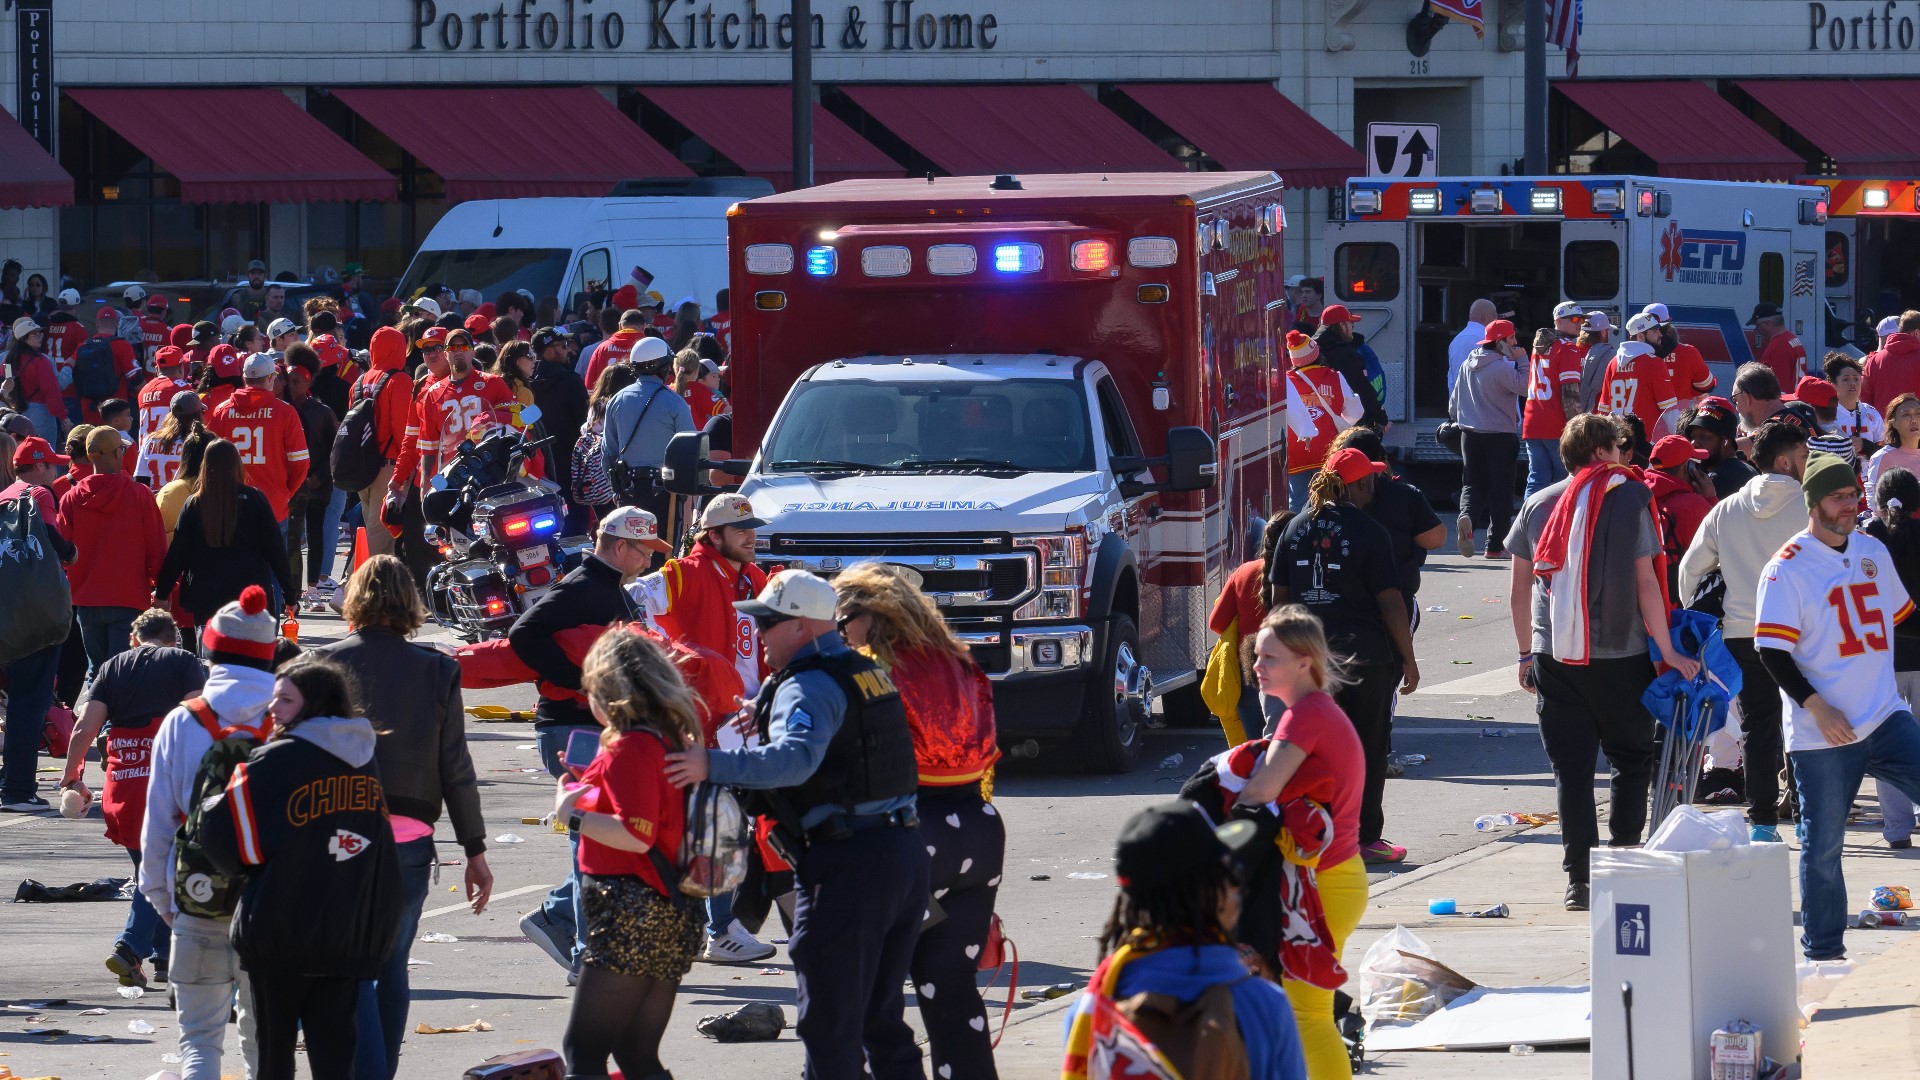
[678,782,751,898]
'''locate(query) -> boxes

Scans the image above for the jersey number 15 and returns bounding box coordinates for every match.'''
[1828,582,1888,657]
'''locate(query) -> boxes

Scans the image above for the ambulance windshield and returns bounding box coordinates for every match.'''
[763,378,1095,474]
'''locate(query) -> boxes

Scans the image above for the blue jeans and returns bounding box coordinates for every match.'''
[1,641,61,803]
[117,847,170,967]
[351,835,435,1080]
[1287,470,1315,512]
[1523,438,1568,499]
[316,486,348,582]
[77,605,139,690]
[536,724,593,961]
[708,889,736,939]
[1790,710,1920,959]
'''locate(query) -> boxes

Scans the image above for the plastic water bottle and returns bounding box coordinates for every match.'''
[1474,813,1520,831]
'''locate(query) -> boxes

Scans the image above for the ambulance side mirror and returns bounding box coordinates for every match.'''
[661,431,738,496]
[1113,426,1218,497]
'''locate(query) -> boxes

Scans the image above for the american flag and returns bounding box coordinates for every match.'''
[1793,258,1816,298]
[1430,0,1485,38]
[1549,0,1583,78]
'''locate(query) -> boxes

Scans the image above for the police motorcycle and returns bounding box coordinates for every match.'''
[420,405,592,641]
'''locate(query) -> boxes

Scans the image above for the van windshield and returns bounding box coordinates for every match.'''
[397,248,570,306]
[762,378,1095,473]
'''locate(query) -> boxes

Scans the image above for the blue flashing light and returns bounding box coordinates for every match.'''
[531,514,558,532]
[993,242,1043,274]
[806,246,837,276]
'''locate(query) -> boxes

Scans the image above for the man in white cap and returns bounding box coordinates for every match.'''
[1642,302,1715,413]
[264,318,299,357]
[1521,301,1587,496]
[138,585,278,1080]
[601,335,695,559]
[1577,310,1613,414]
[510,506,663,979]
[206,352,310,537]
[1599,311,1681,440]
[635,492,777,962]
[665,570,929,1080]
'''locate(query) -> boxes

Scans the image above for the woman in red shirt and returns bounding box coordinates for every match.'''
[551,628,704,1080]
[833,562,1004,1080]
[7,317,66,441]
[1238,605,1370,1080]
[1205,509,1294,743]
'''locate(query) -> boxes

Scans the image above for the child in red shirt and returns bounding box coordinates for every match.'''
[552,628,704,1080]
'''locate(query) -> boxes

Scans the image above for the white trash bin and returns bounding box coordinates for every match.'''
[1590,843,1797,1080]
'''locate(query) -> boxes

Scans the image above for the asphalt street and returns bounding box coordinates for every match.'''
[0,543,1569,1078]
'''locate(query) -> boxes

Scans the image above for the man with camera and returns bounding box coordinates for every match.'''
[601,335,694,567]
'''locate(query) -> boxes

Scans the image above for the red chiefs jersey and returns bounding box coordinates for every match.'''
[1667,342,1715,403]
[136,375,190,442]
[708,313,731,355]
[1600,345,1678,437]
[1284,365,1358,475]
[646,541,769,696]
[207,386,310,520]
[413,371,515,464]
[1761,332,1809,391]
[137,314,167,356]
[1521,337,1585,440]
[46,320,87,386]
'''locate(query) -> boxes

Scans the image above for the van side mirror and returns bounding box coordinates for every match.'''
[1111,426,1218,497]
[661,432,714,496]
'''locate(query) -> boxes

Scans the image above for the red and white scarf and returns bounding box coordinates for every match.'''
[1532,462,1632,665]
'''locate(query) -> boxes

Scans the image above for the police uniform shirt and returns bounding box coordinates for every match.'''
[600,374,695,472]
[704,632,917,831]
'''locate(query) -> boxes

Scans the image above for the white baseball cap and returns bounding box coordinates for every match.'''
[1879,314,1902,336]
[266,317,297,340]
[1285,274,1308,288]
[1585,311,1612,332]
[220,313,248,337]
[241,352,277,380]
[1552,301,1584,320]
[734,569,837,623]
[406,296,442,319]
[1642,302,1672,323]
[1625,312,1661,337]
[123,284,147,303]
[599,506,671,552]
[56,287,80,305]
[698,493,766,532]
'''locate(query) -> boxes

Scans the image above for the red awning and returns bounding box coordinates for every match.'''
[0,103,70,208]
[840,85,1177,176]
[1116,83,1361,189]
[1555,81,1803,181]
[1739,80,1920,174]
[333,87,689,203]
[638,86,902,191]
[64,88,392,204]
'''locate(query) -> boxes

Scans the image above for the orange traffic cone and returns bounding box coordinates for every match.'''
[351,526,371,574]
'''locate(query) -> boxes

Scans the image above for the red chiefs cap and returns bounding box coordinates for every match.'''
[1318,304,1360,325]
[12,436,68,469]
[1649,435,1709,470]
[463,313,491,335]
[415,326,450,349]
[611,284,640,312]
[1793,375,1838,409]
[168,324,194,348]
[309,334,350,368]
[1326,446,1388,484]
[94,305,119,324]
[208,343,243,380]
[153,345,185,368]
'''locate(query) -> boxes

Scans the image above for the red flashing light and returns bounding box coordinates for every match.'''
[1070,239,1114,272]
[485,598,508,616]
[502,516,531,537]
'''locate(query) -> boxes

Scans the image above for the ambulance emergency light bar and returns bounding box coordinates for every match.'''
[742,233,1170,279]
[1351,183,1582,216]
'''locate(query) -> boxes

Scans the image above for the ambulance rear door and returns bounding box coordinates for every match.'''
[1560,218,1627,333]
[1325,219,1410,421]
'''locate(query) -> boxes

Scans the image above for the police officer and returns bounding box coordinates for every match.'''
[665,570,929,1080]
[600,335,693,565]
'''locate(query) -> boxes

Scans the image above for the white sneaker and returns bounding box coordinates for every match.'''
[703,921,775,964]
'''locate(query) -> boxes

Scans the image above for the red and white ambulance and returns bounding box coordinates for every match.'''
[1327,175,1829,462]
[1804,178,1920,354]
[667,172,1288,771]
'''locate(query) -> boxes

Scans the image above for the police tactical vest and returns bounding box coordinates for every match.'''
[753,649,918,824]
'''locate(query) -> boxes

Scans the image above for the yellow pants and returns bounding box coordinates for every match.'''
[1282,855,1369,1080]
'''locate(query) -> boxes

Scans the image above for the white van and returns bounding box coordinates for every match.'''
[395,178,773,316]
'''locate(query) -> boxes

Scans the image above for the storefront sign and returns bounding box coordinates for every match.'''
[15,0,53,152]
[409,0,998,52]
[1807,1,1920,50]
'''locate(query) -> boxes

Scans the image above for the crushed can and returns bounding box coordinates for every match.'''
[1856,909,1908,927]
[1468,903,1511,919]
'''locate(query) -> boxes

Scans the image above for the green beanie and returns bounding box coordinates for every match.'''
[1801,451,1858,512]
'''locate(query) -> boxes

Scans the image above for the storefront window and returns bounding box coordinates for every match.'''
[308,203,352,279]
[1334,243,1400,302]
[93,203,148,283]
[1759,252,1785,307]
[207,205,261,283]
[1563,241,1621,300]
[151,204,203,281]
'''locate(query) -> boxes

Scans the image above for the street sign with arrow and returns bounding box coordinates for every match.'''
[1367,123,1440,179]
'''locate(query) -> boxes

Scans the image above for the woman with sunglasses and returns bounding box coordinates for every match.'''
[832,562,1004,1080]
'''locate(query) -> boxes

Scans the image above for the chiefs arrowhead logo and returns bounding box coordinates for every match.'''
[328,829,370,862]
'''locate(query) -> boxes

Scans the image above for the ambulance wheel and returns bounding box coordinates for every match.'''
[1079,614,1145,774]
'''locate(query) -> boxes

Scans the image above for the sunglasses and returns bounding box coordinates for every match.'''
[753,613,793,634]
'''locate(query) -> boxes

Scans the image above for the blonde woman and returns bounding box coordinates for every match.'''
[552,628,705,1080]
[1238,604,1368,1080]
[833,562,1003,1080]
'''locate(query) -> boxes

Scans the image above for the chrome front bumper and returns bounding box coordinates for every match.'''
[961,624,1094,678]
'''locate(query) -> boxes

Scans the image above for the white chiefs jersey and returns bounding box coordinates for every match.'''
[1755,529,1916,753]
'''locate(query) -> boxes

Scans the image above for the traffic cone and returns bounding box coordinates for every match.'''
[351,526,371,574]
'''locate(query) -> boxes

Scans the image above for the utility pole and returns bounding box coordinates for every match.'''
[792,0,814,190]
[1524,0,1548,174]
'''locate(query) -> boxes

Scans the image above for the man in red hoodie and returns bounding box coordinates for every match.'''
[1644,435,1715,600]
[206,352,310,529]
[580,309,650,388]
[1861,309,1920,417]
[58,425,167,687]
[352,326,415,559]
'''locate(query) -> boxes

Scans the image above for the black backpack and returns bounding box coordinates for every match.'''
[330,371,397,492]
[0,484,71,666]
[173,699,267,920]
[73,334,121,401]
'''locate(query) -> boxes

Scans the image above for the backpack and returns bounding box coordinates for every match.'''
[73,335,121,401]
[572,422,615,507]
[678,781,750,899]
[0,482,72,666]
[330,371,397,491]
[1111,981,1252,1080]
[173,699,267,920]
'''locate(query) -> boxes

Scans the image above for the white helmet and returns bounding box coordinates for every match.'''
[629,335,673,369]
[1625,312,1661,338]
[123,284,147,303]
[56,287,80,306]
